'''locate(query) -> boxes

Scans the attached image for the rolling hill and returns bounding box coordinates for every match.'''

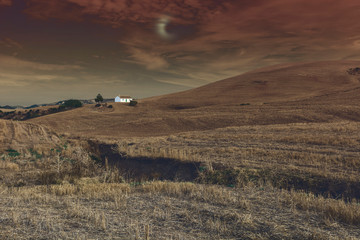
[145,60,360,107]
[28,61,360,138]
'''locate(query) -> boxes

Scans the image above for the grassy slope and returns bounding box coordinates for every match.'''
[144,60,360,106]
[28,61,360,138]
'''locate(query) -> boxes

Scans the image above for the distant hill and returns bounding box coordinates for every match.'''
[0,105,20,109]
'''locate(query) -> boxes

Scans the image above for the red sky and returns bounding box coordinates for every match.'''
[1,0,360,105]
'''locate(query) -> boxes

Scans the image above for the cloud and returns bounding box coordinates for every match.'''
[24,0,233,25]
[0,0,12,6]
[0,54,83,90]
[0,72,77,87]
[0,54,82,71]
[125,48,169,70]
[155,77,203,88]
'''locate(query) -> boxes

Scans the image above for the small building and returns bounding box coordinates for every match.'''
[115,95,132,103]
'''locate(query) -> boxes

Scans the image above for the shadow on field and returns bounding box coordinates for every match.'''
[90,142,360,201]
[95,143,200,182]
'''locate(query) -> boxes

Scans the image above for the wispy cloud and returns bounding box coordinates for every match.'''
[125,48,169,70]
[155,77,202,88]
[0,54,83,91]
[0,72,77,86]
[0,55,82,71]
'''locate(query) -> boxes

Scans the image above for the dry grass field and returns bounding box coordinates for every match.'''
[1,61,360,239]
[1,140,360,239]
[1,180,360,239]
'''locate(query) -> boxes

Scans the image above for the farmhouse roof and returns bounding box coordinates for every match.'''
[120,96,132,98]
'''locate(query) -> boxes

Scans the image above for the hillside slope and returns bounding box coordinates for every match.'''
[29,61,360,138]
[145,61,360,107]
[0,120,61,153]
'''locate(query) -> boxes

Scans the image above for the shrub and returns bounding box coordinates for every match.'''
[58,105,66,111]
[29,148,42,159]
[48,107,58,113]
[62,99,83,108]
[6,149,20,157]
[129,100,138,106]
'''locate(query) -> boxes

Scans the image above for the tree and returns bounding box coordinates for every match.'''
[62,99,83,108]
[95,93,103,103]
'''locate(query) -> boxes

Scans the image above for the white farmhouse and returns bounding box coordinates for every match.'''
[115,95,133,103]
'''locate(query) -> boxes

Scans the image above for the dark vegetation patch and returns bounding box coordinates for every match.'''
[0,105,17,109]
[129,100,138,106]
[347,67,360,75]
[6,149,20,158]
[0,99,82,121]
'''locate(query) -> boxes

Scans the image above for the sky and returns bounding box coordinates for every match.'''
[1,0,360,105]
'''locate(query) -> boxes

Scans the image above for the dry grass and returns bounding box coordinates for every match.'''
[0,119,61,153]
[281,190,360,225]
[0,159,20,171]
[113,121,360,184]
[1,180,360,240]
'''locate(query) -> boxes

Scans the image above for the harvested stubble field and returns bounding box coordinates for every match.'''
[1,61,360,239]
[114,121,360,184]
[1,123,359,239]
[1,179,360,239]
